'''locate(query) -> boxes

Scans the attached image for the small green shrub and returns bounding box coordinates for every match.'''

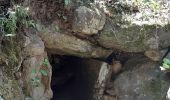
[0,6,35,37]
[31,58,49,87]
[161,58,170,70]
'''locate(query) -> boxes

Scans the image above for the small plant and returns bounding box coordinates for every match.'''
[31,58,49,87]
[0,12,17,36]
[64,0,71,6]
[160,58,170,71]
[42,58,49,67]
[0,6,36,37]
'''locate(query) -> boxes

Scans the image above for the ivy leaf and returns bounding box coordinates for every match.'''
[163,58,170,65]
[162,63,170,69]
[31,77,40,82]
[43,59,49,67]
[40,69,48,76]
[31,69,36,74]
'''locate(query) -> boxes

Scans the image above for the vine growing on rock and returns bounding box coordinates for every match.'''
[31,58,49,87]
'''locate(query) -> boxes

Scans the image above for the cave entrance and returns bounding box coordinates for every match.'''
[48,54,95,100]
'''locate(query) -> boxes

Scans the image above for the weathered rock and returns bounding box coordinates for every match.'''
[22,56,53,100]
[105,89,116,96]
[96,18,170,52]
[144,50,160,61]
[26,0,170,55]
[24,33,45,57]
[95,1,170,52]
[93,62,112,100]
[111,60,122,74]
[103,95,117,100]
[38,31,111,58]
[0,67,24,100]
[113,56,170,100]
[23,36,31,47]
[22,31,53,100]
[72,6,106,35]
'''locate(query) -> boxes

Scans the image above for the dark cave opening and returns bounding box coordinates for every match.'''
[48,52,130,100]
[48,55,93,100]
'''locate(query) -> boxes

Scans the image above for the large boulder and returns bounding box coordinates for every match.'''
[95,0,170,52]
[111,56,170,100]
[22,30,53,100]
[26,0,170,54]
[38,29,111,58]
[96,19,170,52]
[72,6,106,35]
[23,0,111,58]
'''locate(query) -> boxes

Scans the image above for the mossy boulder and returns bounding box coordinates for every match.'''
[96,18,170,52]
[113,56,170,100]
[96,0,170,52]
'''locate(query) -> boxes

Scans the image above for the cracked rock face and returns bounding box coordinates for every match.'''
[72,6,106,35]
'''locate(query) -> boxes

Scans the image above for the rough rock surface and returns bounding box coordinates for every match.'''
[22,30,53,100]
[72,6,106,35]
[96,18,170,52]
[0,67,24,100]
[95,0,170,52]
[23,0,170,56]
[103,95,117,100]
[112,56,170,100]
[5,1,170,100]
[144,50,160,61]
[38,30,111,58]
[94,62,112,100]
